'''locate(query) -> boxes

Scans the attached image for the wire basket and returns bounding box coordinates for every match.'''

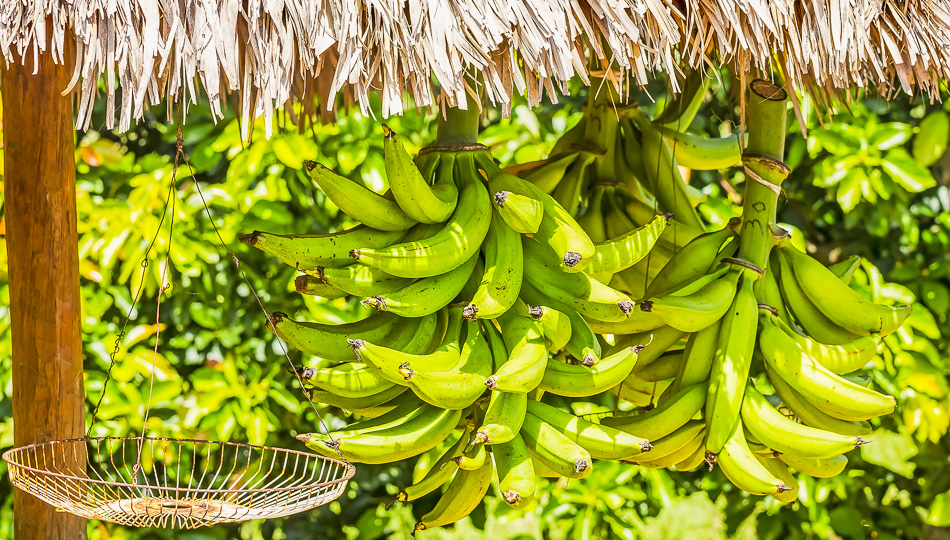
[3,436,355,528]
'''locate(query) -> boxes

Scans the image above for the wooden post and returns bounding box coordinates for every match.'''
[2,46,87,538]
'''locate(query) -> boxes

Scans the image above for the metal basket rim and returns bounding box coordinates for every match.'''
[2,436,355,495]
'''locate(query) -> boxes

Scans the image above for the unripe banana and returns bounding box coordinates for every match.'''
[602,383,707,441]
[396,428,468,503]
[639,270,739,332]
[763,311,881,374]
[463,216,523,320]
[305,161,418,231]
[414,454,494,532]
[778,453,848,478]
[485,310,548,393]
[474,389,527,445]
[526,400,651,460]
[301,362,395,398]
[763,363,874,436]
[587,213,671,277]
[779,246,912,336]
[539,344,641,397]
[519,413,593,479]
[492,434,537,509]
[704,273,756,455]
[759,317,896,421]
[350,154,492,278]
[715,422,791,496]
[268,311,400,360]
[625,420,704,464]
[314,263,413,297]
[362,252,479,317]
[383,126,458,223]
[241,226,407,271]
[655,124,743,171]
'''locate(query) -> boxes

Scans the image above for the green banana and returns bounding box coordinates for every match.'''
[587,213,671,277]
[452,442,488,471]
[636,425,705,469]
[741,384,865,459]
[779,246,912,336]
[397,320,492,410]
[302,362,395,398]
[463,216,523,320]
[715,422,791,496]
[269,311,400,360]
[655,125,743,171]
[577,184,609,244]
[383,126,458,223]
[639,270,739,332]
[350,309,461,383]
[414,454,494,532]
[492,190,544,235]
[307,385,406,411]
[778,453,848,478]
[314,264,413,296]
[764,364,874,437]
[538,344,641,397]
[241,226,406,271]
[396,428,468,503]
[526,400,651,460]
[350,153,492,278]
[520,412,593,479]
[519,280,602,365]
[625,420,704,464]
[474,388,526,444]
[773,250,865,345]
[523,303,572,352]
[630,349,684,383]
[764,311,881,374]
[754,453,800,503]
[299,402,461,464]
[293,274,350,298]
[523,239,635,322]
[362,251,479,317]
[305,161,417,231]
[644,227,737,297]
[704,273,757,455]
[602,383,707,441]
[828,255,861,284]
[524,151,579,193]
[475,152,595,272]
[485,310,548,392]
[759,318,897,421]
[493,434,537,508]
[652,69,710,131]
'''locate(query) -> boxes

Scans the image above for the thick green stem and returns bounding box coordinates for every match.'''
[435,101,481,146]
[737,80,789,297]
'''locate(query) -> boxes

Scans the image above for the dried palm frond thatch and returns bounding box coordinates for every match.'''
[2,0,949,134]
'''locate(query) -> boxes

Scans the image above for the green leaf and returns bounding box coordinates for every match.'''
[913,111,949,167]
[860,429,918,478]
[928,490,950,527]
[882,148,937,193]
[920,281,950,314]
[869,122,911,150]
[836,168,866,212]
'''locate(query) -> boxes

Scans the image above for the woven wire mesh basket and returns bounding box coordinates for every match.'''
[3,436,355,528]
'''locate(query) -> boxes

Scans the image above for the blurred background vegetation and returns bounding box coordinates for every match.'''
[0,72,948,539]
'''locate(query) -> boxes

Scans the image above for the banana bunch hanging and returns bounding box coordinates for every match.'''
[242,78,910,531]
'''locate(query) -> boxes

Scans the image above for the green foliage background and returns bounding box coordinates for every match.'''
[0,75,948,539]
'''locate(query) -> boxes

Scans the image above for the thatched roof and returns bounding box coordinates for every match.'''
[3,0,950,134]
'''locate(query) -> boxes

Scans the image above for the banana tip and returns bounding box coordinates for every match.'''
[855,437,869,447]
[269,311,286,324]
[581,354,596,367]
[462,304,478,320]
[662,212,674,224]
[618,300,634,317]
[349,248,361,260]
[239,232,260,245]
[303,160,317,171]
[296,433,312,443]
[640,440,653,452]
[563,252,583,267]
[493,190,509,207]
[776,483,792,493]
[574,460,589,473]
[639,300,654,312]
[527,305,544,319]
[484,377,497,389]
[503,490,521,505]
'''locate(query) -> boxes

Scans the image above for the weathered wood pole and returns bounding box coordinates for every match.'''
[2,45,87,538]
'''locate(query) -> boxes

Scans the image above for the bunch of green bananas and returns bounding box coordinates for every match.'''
[241,77,909,530]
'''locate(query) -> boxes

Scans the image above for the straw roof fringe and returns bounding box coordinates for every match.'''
[2,0,949,135]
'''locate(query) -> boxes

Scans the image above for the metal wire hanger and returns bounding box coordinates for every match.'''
[3,105,354,529]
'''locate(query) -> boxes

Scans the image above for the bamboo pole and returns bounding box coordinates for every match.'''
[2,44,87,538]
